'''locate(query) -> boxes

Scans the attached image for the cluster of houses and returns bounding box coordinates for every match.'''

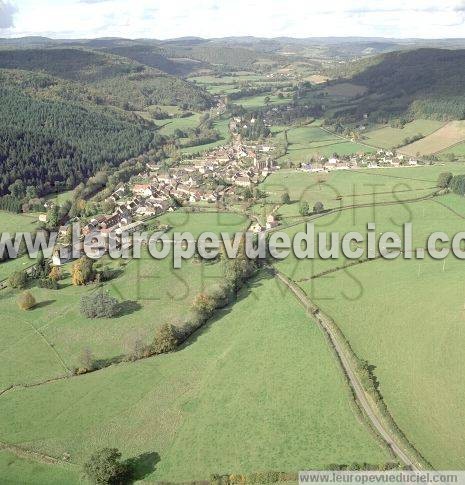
[52,203,148,265]
[121,142,278,210]
[49,139,280,265]
[300,150,418,173]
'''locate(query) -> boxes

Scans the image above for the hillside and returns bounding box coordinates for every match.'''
[0,48,214,110]
[328,48,465,122]
[100,44,204,75]
[0,85,158,198]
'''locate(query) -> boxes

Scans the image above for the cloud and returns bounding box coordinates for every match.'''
[5,0,465,40]
[79,0,111,3]
[0,0,16,29]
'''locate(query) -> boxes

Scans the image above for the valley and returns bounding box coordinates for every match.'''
[1,34,465,484]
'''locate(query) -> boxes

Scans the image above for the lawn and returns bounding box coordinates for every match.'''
[235,94,287,109]
[181,117,231,155]
[0,275,389,482]
[155,112,201,137]
[269,190,465,469]
[258,166,444,222]
[273,196,465,284]
[159,210,249,238]
[364,120,444,149]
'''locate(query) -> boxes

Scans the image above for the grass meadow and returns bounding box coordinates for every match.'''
[0,212,248,391]
[181,118,231,155]
[0,450,79,485]
[303,255,465,468]
[257,164,455,222]
[400,121,465,156]
[364,120,444,149]
[0,210,40,235]
[274,124,375,162]
[267,185,465,468]
[0,276,389,482]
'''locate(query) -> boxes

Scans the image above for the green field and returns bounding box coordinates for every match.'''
[235,94,288,109]
[0,212,248,391]
[274,125,375,162]
[274,197,465,284]
[181,117,231,155]
[270,189,465,469]
[155,112,201,137]
[159,210,249,237]
[364,120,444,149]
[0,276,389,482]
[0,211,40,235]
[257,165,449,222]
[305,255,465,468]
[0,451,79,485]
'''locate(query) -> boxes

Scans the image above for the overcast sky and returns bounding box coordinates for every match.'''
[2,0,465,39]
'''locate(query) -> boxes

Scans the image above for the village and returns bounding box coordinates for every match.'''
[41,89,435,269]
[49,139,279,264]
[299,149,419,173]
[48,133,428,265]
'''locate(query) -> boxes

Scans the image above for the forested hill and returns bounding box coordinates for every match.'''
[0,48,213,110]
[0,45,216,208]
[329,48,465,121]
[0,86,159,199]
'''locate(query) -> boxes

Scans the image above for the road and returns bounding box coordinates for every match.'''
[274,269,424,471]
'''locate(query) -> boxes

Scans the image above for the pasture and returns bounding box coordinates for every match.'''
[0,450,78,484]
[274,124,375,162]
[0,212,248,391]
[401,121,465,155]
[364,120,444,149]
[258,165,446,222]
[0,210,39,235]
[155,112,201,137]
[268,181,465,469]
[304,255,465,469]
[0,276,389,482]
[235,93,287,109]
[274,196,465,286]
[181,118,231,155]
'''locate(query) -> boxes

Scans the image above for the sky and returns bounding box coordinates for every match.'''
[2,0,465,39]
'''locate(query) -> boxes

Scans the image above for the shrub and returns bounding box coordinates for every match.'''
[281,191,291,204]
[80,290,119,318]
[192,293,216,319]
[72,256,95,286]
[437,171,453,188]
[9,270,27,289]
[38,278,58,290]
[125,336,151,362]
[83,448,130,485]
[49,266,61,282]
[299,200,310,216]
[153,323,177,354]
[77,347,96,373]
[313,201,324,213]
[17,291,36,310]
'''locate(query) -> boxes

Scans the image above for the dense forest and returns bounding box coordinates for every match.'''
[0,86,158,197]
